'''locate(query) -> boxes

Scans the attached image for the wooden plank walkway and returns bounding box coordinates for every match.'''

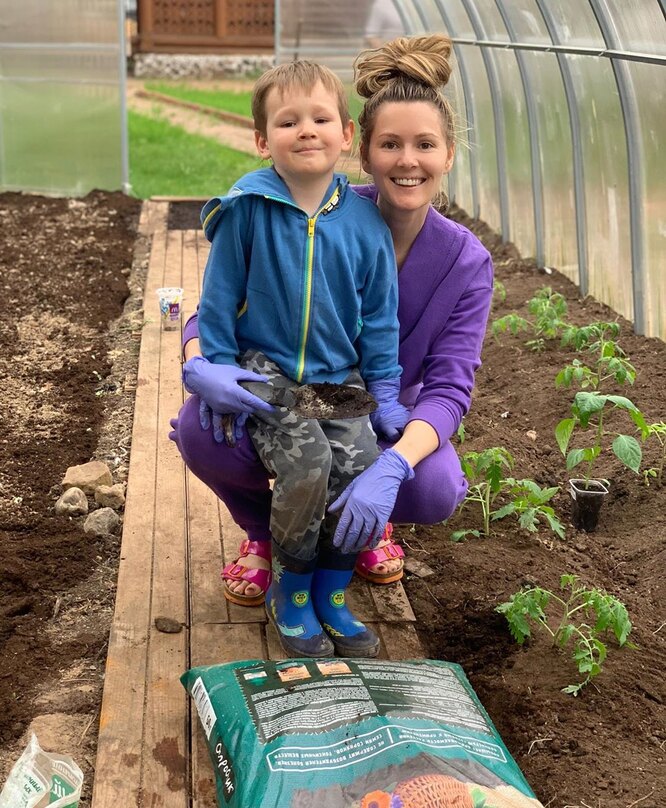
[91,200,422,808]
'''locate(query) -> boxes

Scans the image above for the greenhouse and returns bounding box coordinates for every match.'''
[0,2,665,807]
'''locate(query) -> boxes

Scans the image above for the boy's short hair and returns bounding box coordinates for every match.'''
[252,61,351,135]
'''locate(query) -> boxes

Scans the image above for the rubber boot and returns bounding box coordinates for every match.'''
[312,549,380,658]
[265,542,334,658]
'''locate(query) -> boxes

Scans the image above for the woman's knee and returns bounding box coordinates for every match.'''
[392,440,467,524]
[170,395,268,490]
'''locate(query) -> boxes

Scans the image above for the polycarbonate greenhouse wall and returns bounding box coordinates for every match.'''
[0,0,128,197]
[276,0,665,340]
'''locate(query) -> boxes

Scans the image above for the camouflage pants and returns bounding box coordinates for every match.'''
[240,350,380,561]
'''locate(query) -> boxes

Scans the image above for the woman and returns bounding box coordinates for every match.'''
[169,34,493,606]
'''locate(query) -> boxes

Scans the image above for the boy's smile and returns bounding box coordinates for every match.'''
[255,81,354,192]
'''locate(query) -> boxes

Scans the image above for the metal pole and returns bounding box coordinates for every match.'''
[458,0,510,242]
[274,0,281,66]
[391,0,416,35]
[589,0,646,334]
[494,0,545,266]
[117,0,130,194]
[534,0,588,295]
[431,0,481,218]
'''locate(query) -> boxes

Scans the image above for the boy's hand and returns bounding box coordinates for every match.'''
[367,378,410,441]
[328,449,414,554]
[182,356,274,416]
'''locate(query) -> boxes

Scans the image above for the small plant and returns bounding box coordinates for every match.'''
[492,287,568,352]
[556,321,636,391]
[555,391,643,487]
[493,279,506,303]
[560,320,620,352]
[496,574,633,695]
[527,286,568,341]
[452,447,514,540]
[452,449,564,541]
[632,414,666,487]
[492,312,530,341]
[493,478,565,538]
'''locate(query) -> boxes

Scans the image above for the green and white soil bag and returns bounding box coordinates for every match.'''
[182,658,543,807]
[0,734,83,808]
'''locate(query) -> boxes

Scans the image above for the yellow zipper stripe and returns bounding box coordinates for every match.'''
[294,186,340,382]
[202,203,221,234]
[295,217,316,381]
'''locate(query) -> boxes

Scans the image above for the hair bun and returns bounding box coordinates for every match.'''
[355,34,453,99]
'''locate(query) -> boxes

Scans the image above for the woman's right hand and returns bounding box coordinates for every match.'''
[182,357,274,442]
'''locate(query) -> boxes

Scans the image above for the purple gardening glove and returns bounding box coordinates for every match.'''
[328,448,415,554]
[182,356,274,444]
[367,378,410,442]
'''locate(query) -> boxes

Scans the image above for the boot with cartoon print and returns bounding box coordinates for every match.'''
[312,548,380,658]
[265,541,334,658]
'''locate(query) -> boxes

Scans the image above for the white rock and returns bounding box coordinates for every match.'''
[55,487,89,516]
[94,483,126,510]
[62,461,112,494]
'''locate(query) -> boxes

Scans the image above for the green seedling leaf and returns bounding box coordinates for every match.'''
[555,418,575,455]
[543,509,566,539]
[492,503,516,520]
[574,391,608,417]
[562,683,584,696]
[605,394,639,412]
[450,529,481,542]
[630,408,649,436]
[612,434,642,473]
[518,508,539,532]
[566,447,590,470]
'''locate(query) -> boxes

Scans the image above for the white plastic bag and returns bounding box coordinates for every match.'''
[0,734,83,808]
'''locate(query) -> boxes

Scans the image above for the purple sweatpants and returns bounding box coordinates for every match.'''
[169,394,468,540]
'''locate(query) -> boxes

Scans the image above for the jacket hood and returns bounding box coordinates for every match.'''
[201,167,349,241]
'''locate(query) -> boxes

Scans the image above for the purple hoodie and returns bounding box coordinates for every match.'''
[184,185,493,446]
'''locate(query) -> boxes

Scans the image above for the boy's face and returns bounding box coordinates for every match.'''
[255,81,354,186]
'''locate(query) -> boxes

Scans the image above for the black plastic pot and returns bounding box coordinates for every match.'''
[569,479,609,532]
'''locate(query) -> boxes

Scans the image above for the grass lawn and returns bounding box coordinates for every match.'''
[145,81,253,118]
[142,80,365,137]
[128,110,260,199]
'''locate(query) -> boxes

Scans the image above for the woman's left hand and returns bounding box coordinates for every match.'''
[367,378,410,441]
[328,448,414,554]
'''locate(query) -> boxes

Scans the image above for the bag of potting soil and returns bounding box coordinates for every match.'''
[182,658,543,807]
[0,734,83,808]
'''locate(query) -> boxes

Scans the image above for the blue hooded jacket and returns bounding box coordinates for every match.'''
[198,167,401,384]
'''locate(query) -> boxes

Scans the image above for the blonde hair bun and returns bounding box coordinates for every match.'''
[355,34,453,99]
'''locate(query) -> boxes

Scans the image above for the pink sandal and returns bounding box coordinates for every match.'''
[221,538,272,606]
[354,524,405,585]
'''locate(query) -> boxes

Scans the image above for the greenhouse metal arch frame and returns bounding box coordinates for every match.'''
[276,0,665,340]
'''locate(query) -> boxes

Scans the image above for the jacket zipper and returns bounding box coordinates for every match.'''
[264,188,339,382]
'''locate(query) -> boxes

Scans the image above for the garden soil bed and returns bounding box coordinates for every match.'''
[0,192,663,807]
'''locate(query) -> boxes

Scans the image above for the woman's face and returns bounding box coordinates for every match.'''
[361,101,454,216]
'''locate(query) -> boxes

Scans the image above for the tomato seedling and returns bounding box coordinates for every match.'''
[555,391,642,487]
[496,574,634,695]
[452,449,564,541]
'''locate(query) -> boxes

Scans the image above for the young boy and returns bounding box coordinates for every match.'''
[184,62,408,658]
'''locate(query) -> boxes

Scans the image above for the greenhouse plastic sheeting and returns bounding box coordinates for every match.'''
[276,0,666,339]
[0,0,128,196]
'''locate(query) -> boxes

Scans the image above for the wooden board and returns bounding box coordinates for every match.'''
[141,230,189,808]
[91,226,167,808]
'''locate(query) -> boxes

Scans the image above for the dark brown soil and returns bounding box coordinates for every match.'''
[0,190,142,803]
[0,192,663,808]
[399,205,666,807]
